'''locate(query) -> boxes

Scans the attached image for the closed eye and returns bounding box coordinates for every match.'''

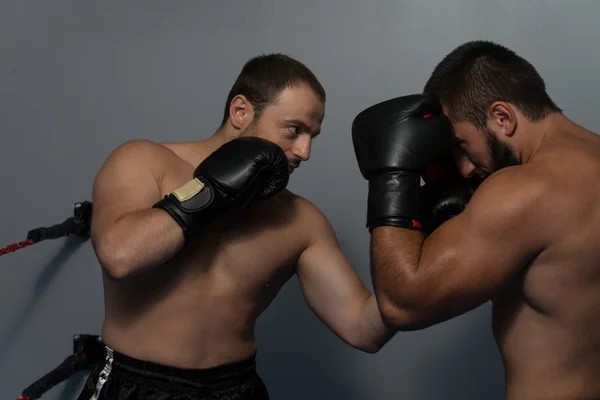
[454,139,467,154]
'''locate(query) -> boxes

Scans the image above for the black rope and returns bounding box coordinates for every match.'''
[1,201,93,257]
[26,201,93,243]
[19,353,89,399]
[18,334,104,400]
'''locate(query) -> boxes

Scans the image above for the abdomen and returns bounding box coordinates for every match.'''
[101,202,301,369]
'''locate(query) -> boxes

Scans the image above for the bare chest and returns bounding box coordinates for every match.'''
[203,205,305,287]
[161,162,306,291]
[154,190,306,311]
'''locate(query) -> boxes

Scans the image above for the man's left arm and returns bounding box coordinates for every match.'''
[295,200,395,353]
[370,171,549,330]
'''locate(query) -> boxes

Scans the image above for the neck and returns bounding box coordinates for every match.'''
[184,124,241,166]
[518,112,568,164]
[199,124,240,152]
[213,123,241,142]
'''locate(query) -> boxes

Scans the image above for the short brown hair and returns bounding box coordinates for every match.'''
[423,40,561,130]
[221,53,326,126]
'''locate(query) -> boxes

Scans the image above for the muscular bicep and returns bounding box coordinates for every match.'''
[91,140,163,237]
[417,172,548,319]
[295,205,370,334]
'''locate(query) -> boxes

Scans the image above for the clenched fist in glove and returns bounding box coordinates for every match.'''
[352,93,454,231]
[154,136,289,240]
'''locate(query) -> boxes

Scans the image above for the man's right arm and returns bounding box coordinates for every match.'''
[92,136,291,279]
[91,140,185,279]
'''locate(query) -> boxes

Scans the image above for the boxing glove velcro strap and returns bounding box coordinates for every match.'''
[367,172,422,231]
[153,178,224,240]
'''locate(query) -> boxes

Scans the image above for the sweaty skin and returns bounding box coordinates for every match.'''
[91,85,392,370]
[371,115,600,399]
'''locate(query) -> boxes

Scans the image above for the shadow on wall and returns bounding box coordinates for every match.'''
[255,279,370,400]
[0,237,88,357]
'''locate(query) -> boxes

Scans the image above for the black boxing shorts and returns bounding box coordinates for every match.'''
[76,346,269,400]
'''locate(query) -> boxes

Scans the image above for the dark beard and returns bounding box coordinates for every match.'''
[468,128,521,190]
[485,127,521,172]
[241,118,259,137]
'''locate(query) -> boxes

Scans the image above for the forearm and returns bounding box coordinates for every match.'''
[370,226,426,324]
[93,208,185,279]
[354,293,396,352]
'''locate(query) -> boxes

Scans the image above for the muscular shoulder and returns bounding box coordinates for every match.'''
[97,140,180,180]
[473,165,547,203]
[462,165,555,245]
[285,192,329,220]
[105,139,176,165]
[279,191,337,248]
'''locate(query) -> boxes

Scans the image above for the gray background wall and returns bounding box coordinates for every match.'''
[1,1,599,399]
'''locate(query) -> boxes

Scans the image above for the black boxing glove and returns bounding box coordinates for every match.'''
[153,136,289,240]
[418,178,474,235]
[352,94,453,231]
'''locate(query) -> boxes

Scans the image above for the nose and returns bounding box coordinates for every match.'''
[293,136,311,162]
[454,152,477,179]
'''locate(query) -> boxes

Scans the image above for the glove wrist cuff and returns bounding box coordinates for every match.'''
[368,217,422,233]
[366,172,421,230]
[153,178,223,240]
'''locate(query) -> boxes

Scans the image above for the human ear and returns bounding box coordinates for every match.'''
[228,95,255,130]
[489,101,517,137]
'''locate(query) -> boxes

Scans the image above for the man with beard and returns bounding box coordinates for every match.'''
[352,40,600,399]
